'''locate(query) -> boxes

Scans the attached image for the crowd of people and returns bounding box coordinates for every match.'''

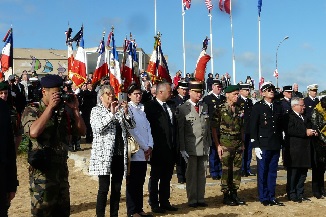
[1,69,326,217]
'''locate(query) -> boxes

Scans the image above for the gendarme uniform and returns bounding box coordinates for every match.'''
[21,75,75,217]
[281,85,293,114]
[210,85,245,205]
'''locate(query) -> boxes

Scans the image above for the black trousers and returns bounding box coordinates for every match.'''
[0,164,9,217]
[126,161,147,216]
[287,167,308,200]
[312,161,325,196]
[148,162,174,208]
[176,153,187,182]
[96,155,124,217]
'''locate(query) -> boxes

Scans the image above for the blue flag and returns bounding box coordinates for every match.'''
[258,0,262,17]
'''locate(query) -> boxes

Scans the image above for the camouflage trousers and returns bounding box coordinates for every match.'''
[29,163,70,217]
[220,146,243,192]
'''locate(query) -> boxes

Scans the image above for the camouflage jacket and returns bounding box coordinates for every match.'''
[210,102,244,147]
[21,101,72,160]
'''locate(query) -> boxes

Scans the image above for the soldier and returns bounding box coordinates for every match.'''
[281,85,293,114]
[211,85,245,206]
[172,80,189,184]
[177,81,211,207]
[203,79,226,180]
[21,74,86,216]
[237,84,255,177]
[304,84,319,119]
[250,82,285,206]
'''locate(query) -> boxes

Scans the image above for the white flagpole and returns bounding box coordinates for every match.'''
[209,11,214,75]
[230,0,236,84]
[154,0,157,35]
[258,14,261,82]
[182,1,186,77]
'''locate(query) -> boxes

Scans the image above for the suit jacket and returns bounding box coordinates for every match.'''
[250,100,284,150]
[304,96,319,119]
[236,96,253,134]
[284,110,311,168]
[203,93,226,118]
[144,99,177,165]
[176,100,211,156]
[281,98,291,115]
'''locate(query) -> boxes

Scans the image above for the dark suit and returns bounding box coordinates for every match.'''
[0,99,18,216]
[304,96,319,119]
[203,93,226,179]
[281,98,291,115]
[285,111,311,200]
[250,100,284,203]
[144,99,177,208]
[141,90,152,104]
[236,96,254,174]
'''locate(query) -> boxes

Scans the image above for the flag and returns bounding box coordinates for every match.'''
[146,46,158,83]
[69,26,86,87]
[219,0,231,14]
[0,28,13,73]
[183,0,191,11]
[92,39,109,84]
[205,0,213,13]
[194,50,211,82]
[122,41,134,89]
[109,32,122,95]
[157,43,171,83]
[258,0,262,17]
[66,27,74,75]
[273,69,279,78]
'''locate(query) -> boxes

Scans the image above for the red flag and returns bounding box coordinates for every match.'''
[219,0,231,14]
[157,44,171,83]
[0,28,13,73]
[273,69,279,78]
[109,32,122,95]
[92,39,109,84]
[183,0,191,11]
[205,0,213,13]
[194,50,211,82]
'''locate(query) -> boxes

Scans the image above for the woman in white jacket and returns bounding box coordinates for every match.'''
[89,85,135,217]
[126,84,154,217]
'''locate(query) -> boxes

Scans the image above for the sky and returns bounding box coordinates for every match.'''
[1,0,326,91]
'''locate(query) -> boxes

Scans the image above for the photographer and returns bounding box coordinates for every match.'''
[21,75,86,216]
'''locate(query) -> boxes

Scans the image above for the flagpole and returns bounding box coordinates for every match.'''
[182,1,186,77]
[154,0,157,35]
[258,15,261,83]
[230,0,236,84]
[209,11,214,76]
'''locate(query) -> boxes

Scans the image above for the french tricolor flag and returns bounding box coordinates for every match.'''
[69,36,87,87]
[92,39,109,84]
[122,41,134,90]
[109,32,122,96]
[1,28,13,73]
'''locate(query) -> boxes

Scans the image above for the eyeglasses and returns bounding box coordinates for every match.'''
[265,88,275,92]
[103,92,114,96]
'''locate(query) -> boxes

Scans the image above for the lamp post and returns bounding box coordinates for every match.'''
[275,36,289,88]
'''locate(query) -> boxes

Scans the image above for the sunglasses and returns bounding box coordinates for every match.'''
[265,88,275,92]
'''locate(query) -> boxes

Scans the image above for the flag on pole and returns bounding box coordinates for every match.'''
[157,42,172,83]
[219,0,231,14]
[258,0,262,17]
[109,32,122,95]
[183,0,191,11]
[194,50,211,82]
[92,36,109,84]
[273,69,279,78]
[205,0,213,13]
[146,39,158,83]
[65,27,74,73]
[0,28,13,73]
[69,26,86,87]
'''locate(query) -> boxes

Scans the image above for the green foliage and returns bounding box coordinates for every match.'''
[18,134,29,154]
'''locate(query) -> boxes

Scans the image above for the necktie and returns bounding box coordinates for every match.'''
[162,102,171,123]
[194,104,199,113]
[270,103,273,111]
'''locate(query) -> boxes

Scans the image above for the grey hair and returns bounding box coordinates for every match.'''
[97,85,115,103]
[156,82,170,95]
[291,97,302,107]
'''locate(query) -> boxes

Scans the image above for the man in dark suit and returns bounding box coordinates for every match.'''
[171,80,189,184]
[284,97,316,202]
[304,84,319,119]
[292,83,303,98]
[144,82,178,214]
[203,79,225,180]
[237,84,255,177]
[0,94,18,216]
[250,82,285,206]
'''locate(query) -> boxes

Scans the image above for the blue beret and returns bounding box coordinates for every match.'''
[40,75,63,88]
[224,85,240,93]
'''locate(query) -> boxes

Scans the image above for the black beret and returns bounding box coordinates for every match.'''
[40,75,63,88]
[283,85,293,92]
[224,85,240,93]
[0,82,8,91]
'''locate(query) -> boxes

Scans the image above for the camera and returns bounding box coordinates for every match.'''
[60,92,75,103]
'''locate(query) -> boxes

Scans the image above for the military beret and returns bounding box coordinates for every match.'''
[177,80,188,89]
[283,85,293,92]
[260,82,275,92]
[239,84,250,90]
[212,79,222,86]
[0,82,8,91]
[40,75,63,88]
[307,84,318,91]
[188,81,204,91]
[224,85,240,93]
[8,75,15,81]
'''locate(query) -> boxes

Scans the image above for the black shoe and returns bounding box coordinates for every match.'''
[300,197,311,202]
[197,202,208,207]
[161,204,178,211]
[230,191,246,205]
[269,199,285,206]
[246,172,256,176]
[188,203,198,208]
[313,193,324,199]
[151,206,166,213]
[290,198,302,203]
[138,212,154,217]
[261,201,271,206]
[212,176,221,180]
[223,193,237,206]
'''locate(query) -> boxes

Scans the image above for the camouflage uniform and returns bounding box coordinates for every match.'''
[211,102,243,193]
[21,100,73,217]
